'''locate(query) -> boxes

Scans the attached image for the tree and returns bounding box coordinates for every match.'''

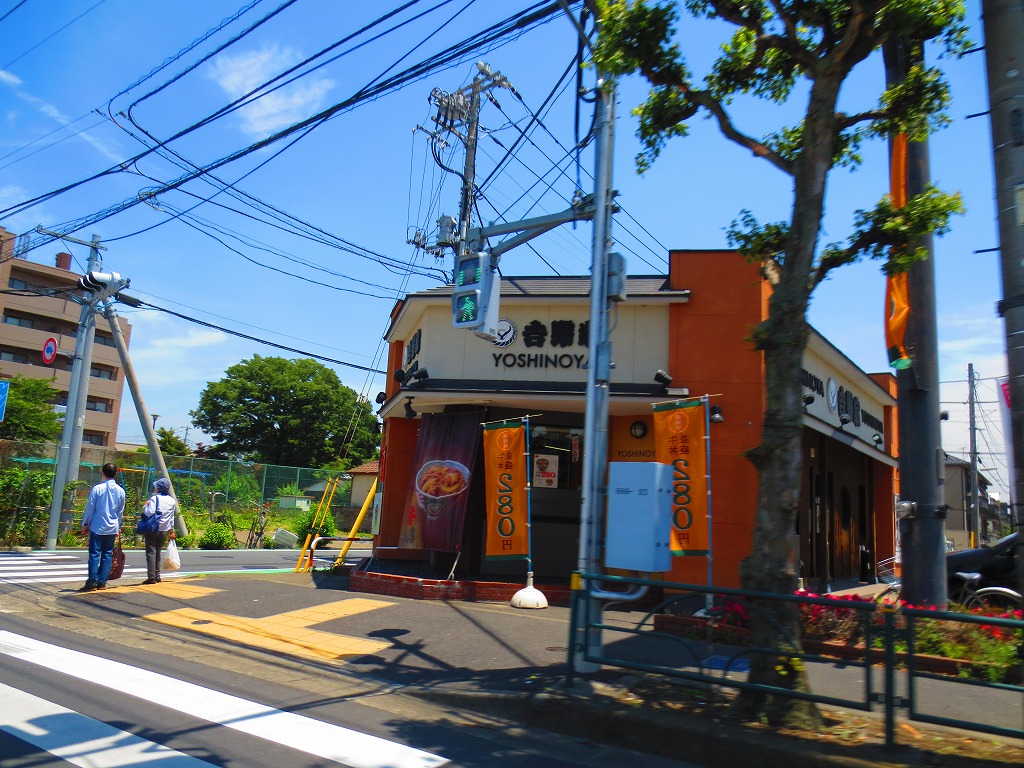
[0,374,62,442]
[190,355,379,468]
[595,0,966,726]
[156,427,190,457]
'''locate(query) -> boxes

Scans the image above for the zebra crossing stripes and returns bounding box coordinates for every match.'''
[0,551,145,584]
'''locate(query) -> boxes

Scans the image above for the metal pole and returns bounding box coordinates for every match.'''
[45,302,91,549]
[102,305,187,536]
[575,69,616,671]
[983,0,1024,599]
[884,39,947,608]
[968,363,980,545]
[45,235,103,549]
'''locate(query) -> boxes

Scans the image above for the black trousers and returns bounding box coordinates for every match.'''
[144,531,169,580]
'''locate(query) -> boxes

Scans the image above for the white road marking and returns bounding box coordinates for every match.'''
[0,681,218,767]
[0,631,448,768]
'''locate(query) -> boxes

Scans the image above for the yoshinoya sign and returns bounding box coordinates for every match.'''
[490,318,589,370]
[801,367,885,435]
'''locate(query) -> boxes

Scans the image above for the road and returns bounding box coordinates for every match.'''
[0,574,696,768]
[0,543,373,588]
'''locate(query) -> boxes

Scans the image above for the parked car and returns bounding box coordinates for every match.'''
[945,531,1020,593]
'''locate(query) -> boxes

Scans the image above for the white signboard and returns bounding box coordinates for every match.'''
[532,453,559,488]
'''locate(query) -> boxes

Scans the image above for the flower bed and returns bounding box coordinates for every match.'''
[654,591,1023,684]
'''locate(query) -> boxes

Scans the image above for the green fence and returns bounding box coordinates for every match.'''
[0,439,355,548]
[570,572,1023,749]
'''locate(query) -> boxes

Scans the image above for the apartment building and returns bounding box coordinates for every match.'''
[0,226,131,447]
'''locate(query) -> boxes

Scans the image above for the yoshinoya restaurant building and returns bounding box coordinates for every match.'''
[373,249,899,591]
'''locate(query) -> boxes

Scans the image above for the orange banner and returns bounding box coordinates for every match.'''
[652,400,709,556]
[886,133,912,370]
[483,421,529,559]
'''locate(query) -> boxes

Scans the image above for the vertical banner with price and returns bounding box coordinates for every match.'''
[653,399,709,556]
[483,419,529,559]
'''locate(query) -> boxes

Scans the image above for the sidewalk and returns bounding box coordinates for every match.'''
[8,569,1020,768]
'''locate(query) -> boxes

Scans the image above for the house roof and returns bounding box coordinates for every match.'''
[348,459,379,475]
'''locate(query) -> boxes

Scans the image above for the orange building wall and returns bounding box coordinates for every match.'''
[378,416,421,557]
[667,250,769,587]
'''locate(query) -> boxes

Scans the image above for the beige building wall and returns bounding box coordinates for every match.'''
[0,226,131,447]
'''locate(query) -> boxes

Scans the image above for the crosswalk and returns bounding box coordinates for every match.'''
[0,551,146,585]
[0,631,449,768]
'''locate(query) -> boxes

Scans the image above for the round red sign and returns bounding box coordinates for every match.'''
[42,337,57,365]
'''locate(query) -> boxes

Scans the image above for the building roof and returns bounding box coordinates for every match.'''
[348,459,379,475]
[415,275,673,298]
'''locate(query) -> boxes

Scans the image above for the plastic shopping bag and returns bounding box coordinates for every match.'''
[163,539,181,571]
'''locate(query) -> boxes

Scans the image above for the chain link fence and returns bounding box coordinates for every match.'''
[0,439,357,549]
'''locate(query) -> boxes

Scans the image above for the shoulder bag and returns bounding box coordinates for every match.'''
[108,535,125,580]
[136,496,160,535]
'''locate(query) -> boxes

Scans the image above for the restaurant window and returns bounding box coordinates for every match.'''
[528,426,584,490]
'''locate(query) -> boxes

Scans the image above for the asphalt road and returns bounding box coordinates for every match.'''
[0,572,697,768]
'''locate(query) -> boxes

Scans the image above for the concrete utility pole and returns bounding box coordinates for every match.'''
[44,233,105,550]
[103,304,187,536]
[983,0,1024,596]
[884,40,948,608]
[968,363,981,546]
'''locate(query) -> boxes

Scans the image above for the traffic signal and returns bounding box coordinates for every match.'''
[452,252,489,329]
[77,271,130,303]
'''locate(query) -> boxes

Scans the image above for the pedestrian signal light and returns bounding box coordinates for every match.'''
[455,254,481,289]
[452,251,491,330]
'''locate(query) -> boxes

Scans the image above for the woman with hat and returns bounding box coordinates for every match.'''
[139,477,178,584]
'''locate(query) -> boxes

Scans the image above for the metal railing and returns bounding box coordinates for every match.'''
[568,572,1023,749]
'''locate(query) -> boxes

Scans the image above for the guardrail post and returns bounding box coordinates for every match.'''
[882,604,897,749]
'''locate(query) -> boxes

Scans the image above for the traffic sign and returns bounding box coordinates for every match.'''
[41,338,57,365]
[0,381,8,422]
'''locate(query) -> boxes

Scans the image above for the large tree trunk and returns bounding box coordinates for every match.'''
[736,71,846,728]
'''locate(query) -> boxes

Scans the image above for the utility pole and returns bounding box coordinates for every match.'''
[984,0,1024,598]
[968,363,981,546]
[44,232,105,550]
[884,40,948,607]
[103,303,186,536]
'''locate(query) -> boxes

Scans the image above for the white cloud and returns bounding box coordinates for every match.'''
[0,70,22,86]
[208,45,334,135]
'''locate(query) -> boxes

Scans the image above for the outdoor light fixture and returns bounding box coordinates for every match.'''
[802,393,815,407]
[709,405,724,423]
[839,413,851,427]
[653,369,673,386]
[940,411,950,421]
[872,433,883,448]
[404,397,417,419]
[393,369,407,383]
[375,391,387,404]
[412,368,430,382]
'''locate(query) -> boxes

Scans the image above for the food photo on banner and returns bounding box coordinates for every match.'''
[483,419,529,560]
[652,398,710,556]
[399,410,484,552]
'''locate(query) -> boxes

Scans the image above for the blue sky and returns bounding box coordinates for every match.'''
[0,0,1011,499]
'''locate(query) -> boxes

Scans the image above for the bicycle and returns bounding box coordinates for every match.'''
[245,509,268,549]
[950,571,1023,612]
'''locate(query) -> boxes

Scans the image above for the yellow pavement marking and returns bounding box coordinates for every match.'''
[145,598,394,661]
[134,583,222,599]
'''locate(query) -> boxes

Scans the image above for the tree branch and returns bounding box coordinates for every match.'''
[688,88,795,174]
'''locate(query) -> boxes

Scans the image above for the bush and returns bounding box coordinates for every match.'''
[198,523,235,550]
[294,509,337,542]
[176,532,199,550]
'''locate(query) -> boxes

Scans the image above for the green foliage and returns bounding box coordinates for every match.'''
[176,532,199,550]
[294,509,337,542]
[190,356,380,468]
[156,428,190,457]
[0,466,55,510]
[198,523,235,550]
[212,471,261,507]
[275,482,302,497]
[0,375,62,442]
